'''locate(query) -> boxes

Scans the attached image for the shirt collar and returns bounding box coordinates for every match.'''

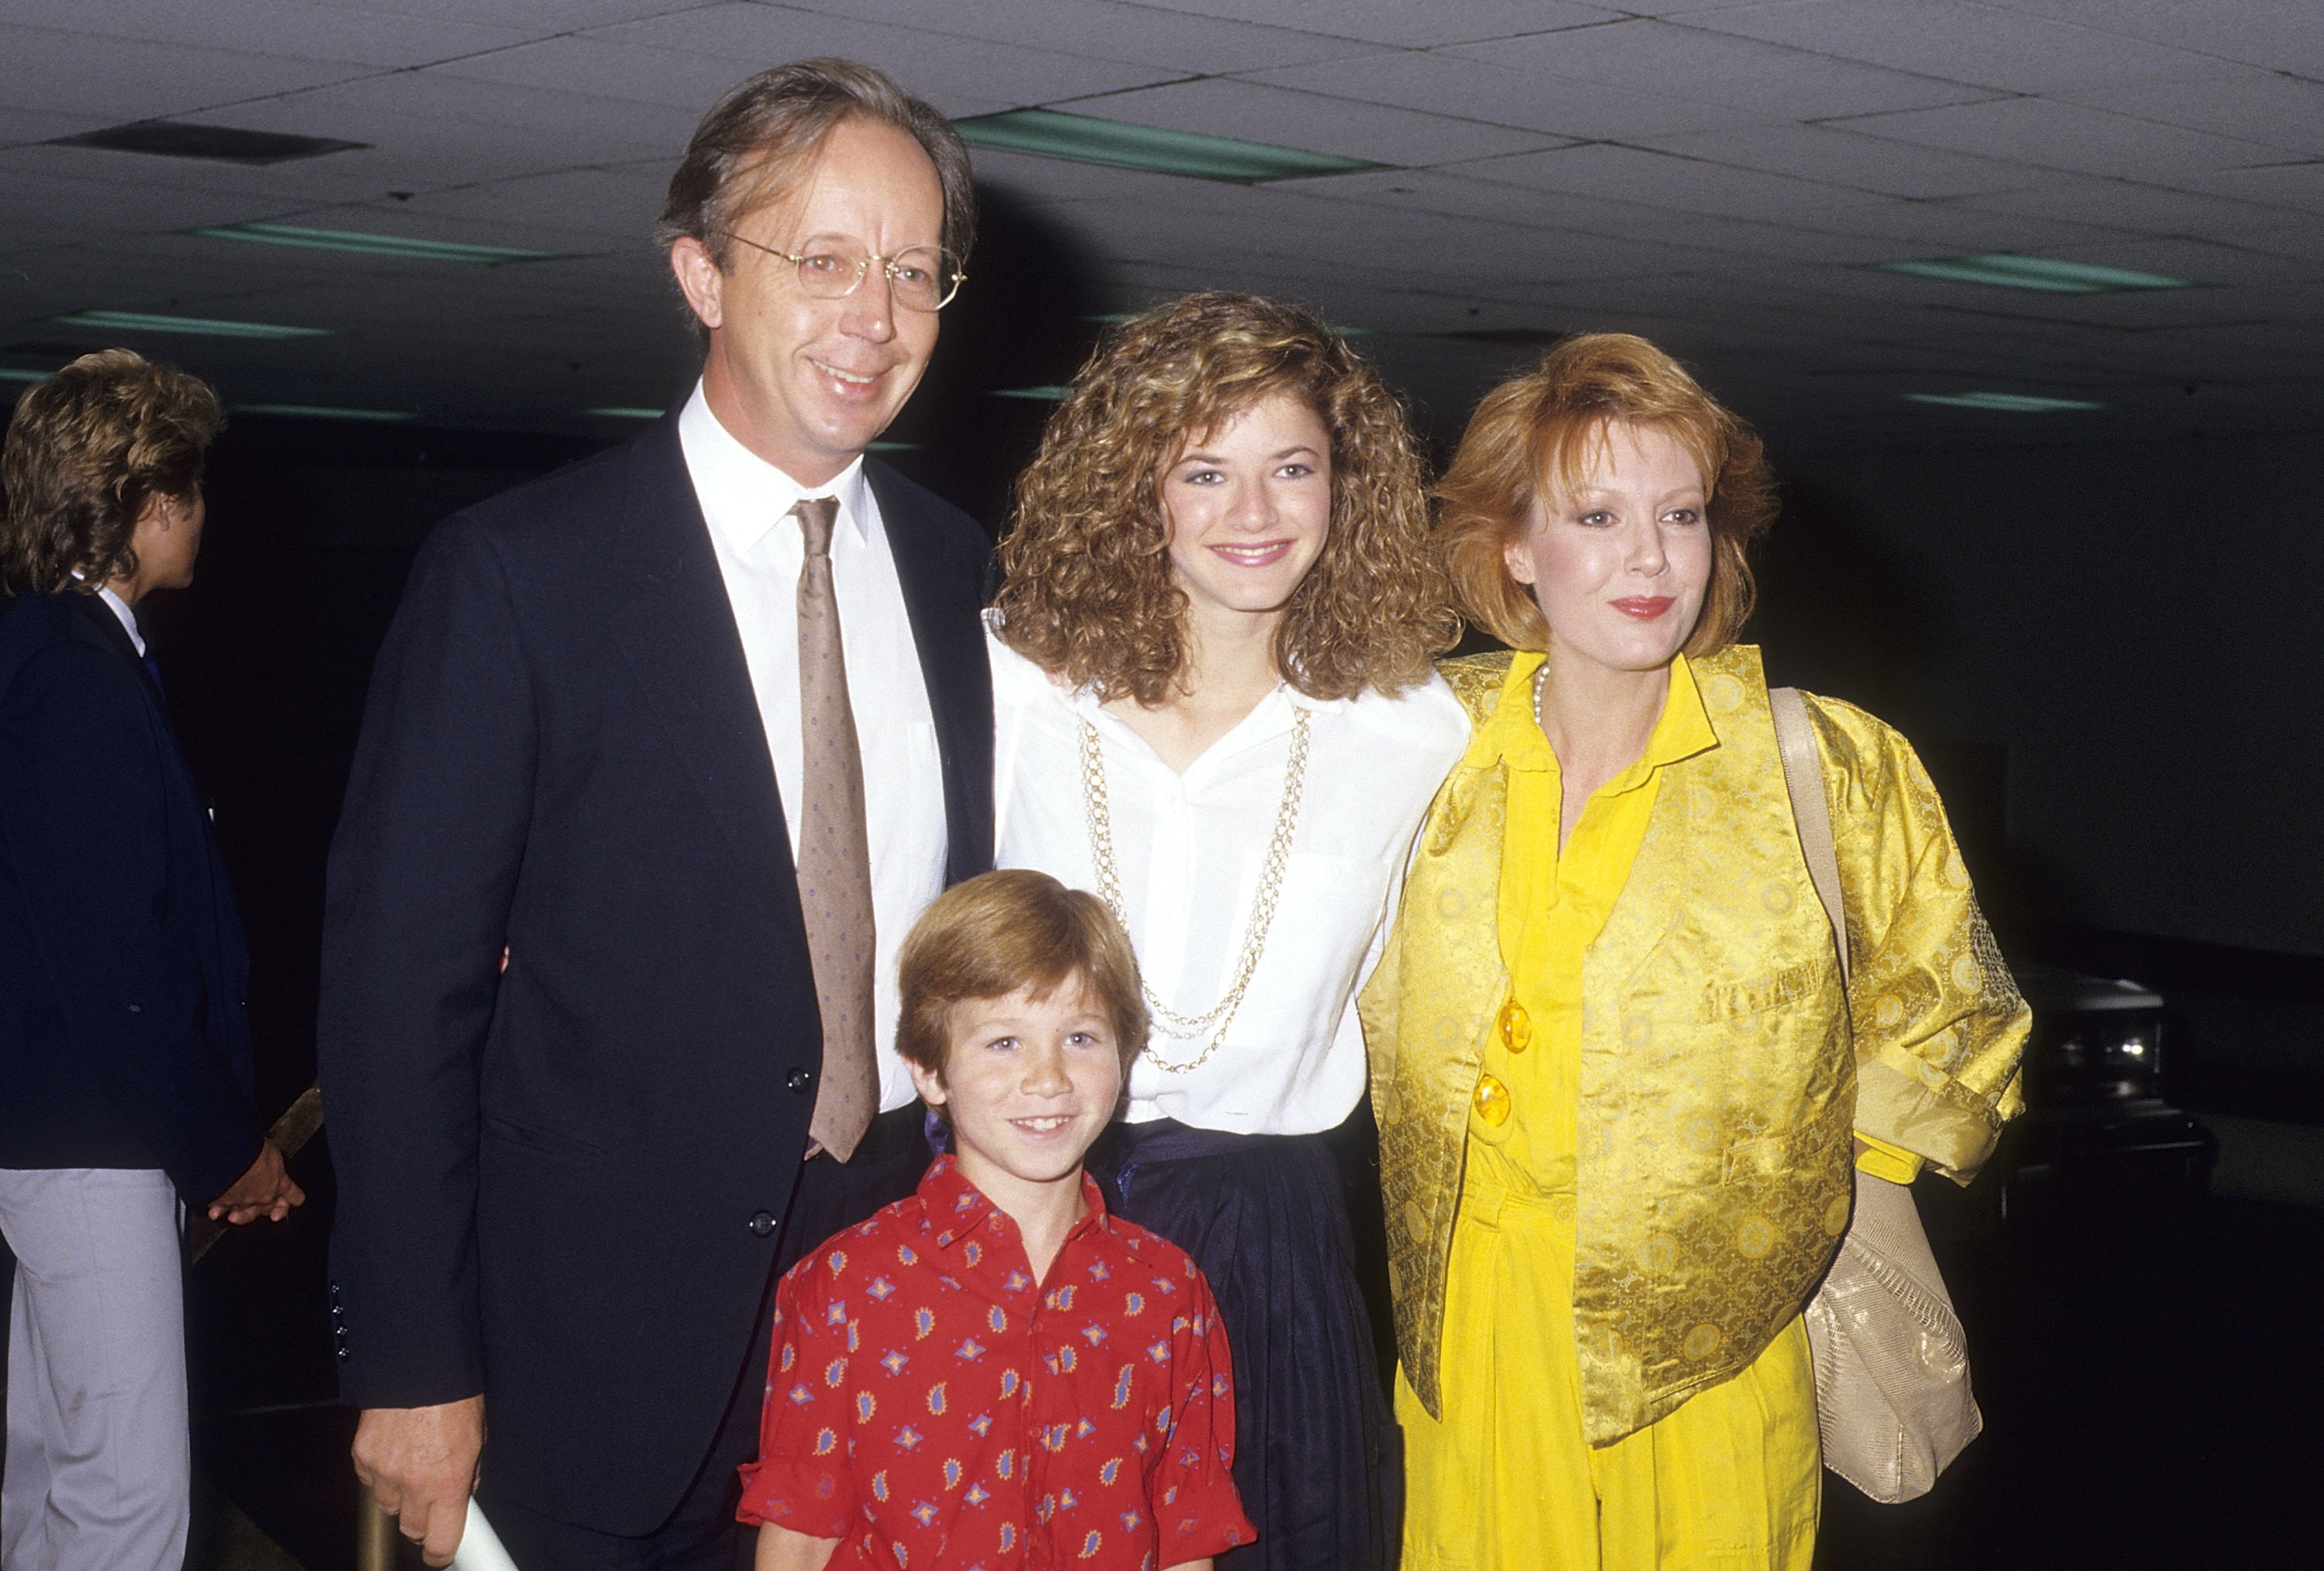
[914,1152,1112,1253]
[95,583,144,656]
[677,380,871,553]
[1467,649,1718,786]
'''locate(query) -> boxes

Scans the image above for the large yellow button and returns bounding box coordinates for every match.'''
[1497,1000,1532,1054]
[1473,1073,1511,1126]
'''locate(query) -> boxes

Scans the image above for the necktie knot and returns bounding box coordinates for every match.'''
[792,495,841,559]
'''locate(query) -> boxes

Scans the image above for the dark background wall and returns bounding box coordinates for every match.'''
[1752,428,2321,961]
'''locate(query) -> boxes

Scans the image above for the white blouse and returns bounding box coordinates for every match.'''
[988,619,1468,1136]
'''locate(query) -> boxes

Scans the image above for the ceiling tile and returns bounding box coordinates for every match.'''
[3,0,537,67]
[0,24,360,118]
[1243,49,1768,140]
[2054,74,2324,161]
[0,155,295,234]
[1981,0,2324,79]
[1683,1,2256,95]
[1118,1,1623,49]
[1636,122,2043,198]
[389,166,670,242]
[1832,97,2295,183]
[589,3,1162,110]
[2155,160,2324,216]
[1060,77,1563,166]
[0,106,112,146]
[1452,142,1889,223]
[785,0,1376,73]
[425,34,772,112]
[231,73,705,179]
[1780,195,2151,255]
[1950,177,2313,244]
[1439,18,2005,119]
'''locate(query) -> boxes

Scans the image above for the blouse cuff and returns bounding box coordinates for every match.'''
[1853,1131,1923,1184]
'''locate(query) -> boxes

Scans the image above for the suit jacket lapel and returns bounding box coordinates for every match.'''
[868,459,994,885]
[605,418,797,907]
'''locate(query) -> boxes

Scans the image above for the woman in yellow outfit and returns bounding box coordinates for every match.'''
[1361,335,2028,1569]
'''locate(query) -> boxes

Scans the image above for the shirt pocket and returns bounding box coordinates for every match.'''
[1698,959,1826,1024]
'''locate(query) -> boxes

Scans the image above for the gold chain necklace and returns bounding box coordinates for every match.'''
[1076,705,1312,1074]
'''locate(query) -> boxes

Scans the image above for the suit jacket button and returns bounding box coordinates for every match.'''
[786,1067,812,1095]
[748,1211,777,1237]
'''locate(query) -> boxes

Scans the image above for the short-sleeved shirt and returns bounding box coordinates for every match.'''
[738,1155,1255,1569]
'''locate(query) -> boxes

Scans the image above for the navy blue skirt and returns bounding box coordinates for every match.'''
[1087,1117,1393,1571]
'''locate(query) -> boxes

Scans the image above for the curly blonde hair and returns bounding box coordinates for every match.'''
[2,349,222,596]
[993,292,1456,705]
[1437,332,1776,658]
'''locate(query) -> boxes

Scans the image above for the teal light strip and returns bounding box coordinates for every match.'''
[0,368,54,382]
[53,309,331,339]
[583,407,665,419]
[989,386,1073,402]
[237,403,417,421]
[1869,253,2195,294]
[954,108,1382,184]
[193,222,561,265]
[1903,391,2106,413]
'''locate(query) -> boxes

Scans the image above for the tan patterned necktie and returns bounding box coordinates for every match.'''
[791,495,878,1161]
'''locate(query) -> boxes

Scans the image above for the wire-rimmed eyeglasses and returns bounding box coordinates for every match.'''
[714,229,965,312]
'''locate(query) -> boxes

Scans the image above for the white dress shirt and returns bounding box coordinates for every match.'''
[680,384,948,1112]
[988,616,1468,1135]
[95,586,144,655]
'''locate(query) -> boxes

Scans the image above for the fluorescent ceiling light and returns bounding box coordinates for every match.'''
[583,406,665,419]
[865,442,922,452]
[236,403,415,421]
[0,368,55,383]
[52,309,330,339]
[990,386,1073,402]
[953,109,1381,184]
[1903,392,2106,413]
[1868,253,2195,294]
[194,222,560,265]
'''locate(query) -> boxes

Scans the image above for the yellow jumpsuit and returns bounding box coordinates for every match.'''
[1397,660,1824,1571]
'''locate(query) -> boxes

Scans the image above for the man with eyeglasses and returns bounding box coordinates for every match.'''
[319,59,992,1569]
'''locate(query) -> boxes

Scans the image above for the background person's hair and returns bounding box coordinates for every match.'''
[896,868,1148,1084]
[2,349,223,596]
[1436,332,1776,658]
[993,290,1458,706]
[656,57,976,274]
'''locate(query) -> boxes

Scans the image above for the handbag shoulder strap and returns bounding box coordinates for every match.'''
[1770,686,1849,984]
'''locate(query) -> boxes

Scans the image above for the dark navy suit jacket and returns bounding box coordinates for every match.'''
[318,416,994,1534]
[0,590,261,1203]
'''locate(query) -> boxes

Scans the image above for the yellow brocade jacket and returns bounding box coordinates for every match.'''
[1361,645,2027,1442]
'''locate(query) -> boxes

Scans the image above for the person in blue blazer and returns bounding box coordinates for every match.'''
[320,61,995,1569]
[0,349,304,1571]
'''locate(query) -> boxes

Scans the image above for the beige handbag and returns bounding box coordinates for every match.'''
[1770,687,1984,1505]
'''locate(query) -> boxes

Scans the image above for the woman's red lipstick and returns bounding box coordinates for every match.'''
[1611,596,1676,619]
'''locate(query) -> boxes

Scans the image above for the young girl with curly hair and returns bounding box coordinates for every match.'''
[987,291,1464,1571]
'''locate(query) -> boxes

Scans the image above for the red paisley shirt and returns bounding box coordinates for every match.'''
[738,1155,1253,1569]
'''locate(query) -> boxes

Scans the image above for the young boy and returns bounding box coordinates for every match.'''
[738,869,1255,1571]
